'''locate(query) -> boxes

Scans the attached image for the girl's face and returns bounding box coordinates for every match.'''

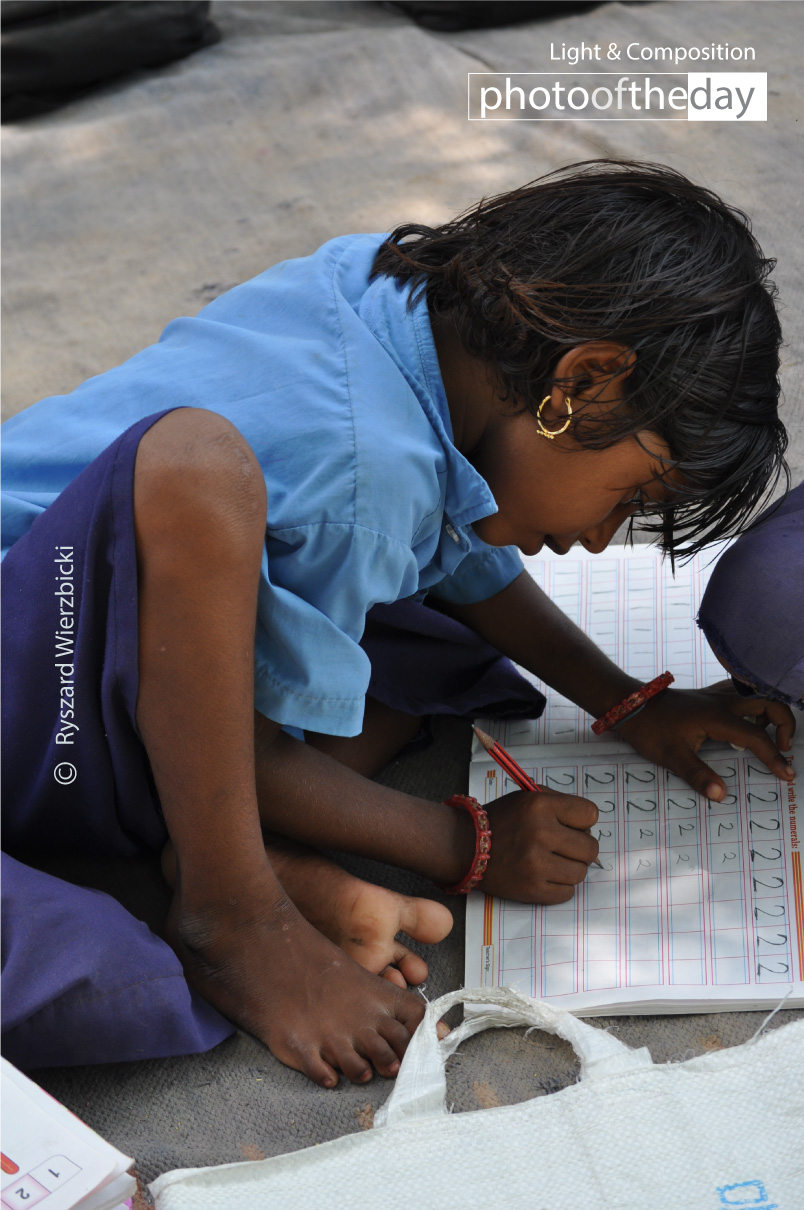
[433,323,677,557]
[469,405,676,558]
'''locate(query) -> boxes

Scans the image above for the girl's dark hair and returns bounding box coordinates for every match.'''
[371,160,788,559]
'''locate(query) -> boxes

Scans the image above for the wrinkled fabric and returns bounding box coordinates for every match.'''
[364,600,545,720]
[0,411,237,1067]
[697,483,804,705]
[1,855,234,1070]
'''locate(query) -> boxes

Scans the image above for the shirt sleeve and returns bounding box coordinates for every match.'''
[428,529,524,606]
[253,521,421,737]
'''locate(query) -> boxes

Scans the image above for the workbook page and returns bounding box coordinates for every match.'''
[476,544,727,754]
[466,739,804,1013]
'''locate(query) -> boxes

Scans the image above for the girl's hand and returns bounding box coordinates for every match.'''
[481,789,599,904]
[617,681,796,801]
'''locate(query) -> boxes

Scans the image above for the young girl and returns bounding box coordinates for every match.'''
[2,160,796,1087]
[698,480,803,714]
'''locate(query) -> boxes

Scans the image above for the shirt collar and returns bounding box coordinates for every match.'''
[359,268,499,531]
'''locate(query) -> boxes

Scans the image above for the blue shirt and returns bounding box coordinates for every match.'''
[1,234,523,735]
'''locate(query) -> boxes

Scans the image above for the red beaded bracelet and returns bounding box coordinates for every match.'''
[440,794,492,895]
[592,671,675,735]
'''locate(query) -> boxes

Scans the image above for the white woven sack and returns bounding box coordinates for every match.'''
[150,986,804,1210]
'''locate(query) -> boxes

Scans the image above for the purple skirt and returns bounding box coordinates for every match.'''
[1,411,542,1069]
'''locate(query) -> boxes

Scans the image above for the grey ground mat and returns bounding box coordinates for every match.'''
[29,718,804,1188]
[3,0,803,1192]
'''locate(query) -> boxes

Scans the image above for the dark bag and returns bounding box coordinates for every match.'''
[2,1,220,121]
[389,2,600,32]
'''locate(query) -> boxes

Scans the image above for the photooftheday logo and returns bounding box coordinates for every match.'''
[468,73,767,121]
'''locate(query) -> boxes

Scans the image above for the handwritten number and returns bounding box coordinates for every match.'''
[747,791,779,804]
[706,794,737,809]
[749,817,780,832]
[756,933,787,947]
[626,799,657,814]
[585,771,614,786]
[757,961,789,976]
[625,769,655,784]
[754,904,785,919]
[546,772,576,788]
[750,847,782,863]
[753,876,784,891]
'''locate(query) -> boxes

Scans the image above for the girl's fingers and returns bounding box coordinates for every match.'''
[715,718,793,781]
[728,696,796,751]
[765,701,797,751]
[542,851,593,885]
[670,750,726,801]
[671,727,792,800]
[777,723,796,754]
[540,881,577,906]
[554,795,599,831]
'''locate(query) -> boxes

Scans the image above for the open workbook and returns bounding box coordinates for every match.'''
[0,1058,135,1210]
[465,544,804,1014]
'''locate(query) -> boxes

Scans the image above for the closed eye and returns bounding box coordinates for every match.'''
[624,491,665,518]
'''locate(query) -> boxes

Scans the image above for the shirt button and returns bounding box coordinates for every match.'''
[445,523,461,544]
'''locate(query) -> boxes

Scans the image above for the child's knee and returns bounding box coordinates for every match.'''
[134,409,267,554]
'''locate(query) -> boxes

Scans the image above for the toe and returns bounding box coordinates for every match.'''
[291,1046,340,1089]
[380,965,408,990]
[322,1040,372,1085]
[357,1031,401,1079]
[379,1011,421,1061]
[398,896,453,945]
[392,943,428,986]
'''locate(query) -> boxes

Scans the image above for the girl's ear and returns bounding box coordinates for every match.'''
[552,342,636,400]
[552,341,634,387]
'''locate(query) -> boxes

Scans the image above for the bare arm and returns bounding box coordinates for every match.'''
[441,570,640,717]
[253,714,599,903]
[439,571,795,798]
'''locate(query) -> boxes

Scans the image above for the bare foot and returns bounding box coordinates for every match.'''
[166,874,427,1087]
[162,839,453,990]
[264,837,453,989]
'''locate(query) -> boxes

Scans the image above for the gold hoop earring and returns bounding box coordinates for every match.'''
[536,395,572,439]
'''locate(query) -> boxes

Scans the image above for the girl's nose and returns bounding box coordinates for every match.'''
[579,512,627,554]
